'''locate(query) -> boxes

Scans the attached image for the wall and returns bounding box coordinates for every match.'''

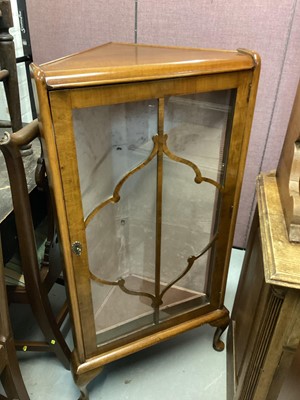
[26,0,300,248]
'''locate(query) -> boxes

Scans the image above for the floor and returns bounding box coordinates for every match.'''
[2,248,245,400]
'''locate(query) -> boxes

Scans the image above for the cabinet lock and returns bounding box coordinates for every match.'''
[72,241,82,256]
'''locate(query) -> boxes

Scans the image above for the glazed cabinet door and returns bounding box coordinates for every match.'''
[49,72,251,356]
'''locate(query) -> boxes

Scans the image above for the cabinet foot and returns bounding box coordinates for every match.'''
[72,352,103,400]
[78,386,89,400]
[210,310,230,352]
[73,366,103,399]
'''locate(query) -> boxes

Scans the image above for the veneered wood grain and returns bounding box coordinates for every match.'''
[32,42,255,89]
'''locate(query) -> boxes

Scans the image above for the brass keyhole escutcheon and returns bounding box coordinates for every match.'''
[72,241,82,256]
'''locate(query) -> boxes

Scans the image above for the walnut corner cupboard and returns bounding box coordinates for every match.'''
[30,42,260,398]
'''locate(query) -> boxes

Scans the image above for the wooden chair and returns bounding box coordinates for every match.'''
[0,120,71,369]
[0,238,29,400]
[1,0,33,157]
[0,0,22,132]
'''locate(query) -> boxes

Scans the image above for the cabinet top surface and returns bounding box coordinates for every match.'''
[31,42,257,89]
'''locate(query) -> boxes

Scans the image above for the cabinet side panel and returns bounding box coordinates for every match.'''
[228,210,269,398]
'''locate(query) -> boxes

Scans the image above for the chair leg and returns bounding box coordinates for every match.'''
[26,288,71,369]
[0,135,70,368]
[1,338,29,400]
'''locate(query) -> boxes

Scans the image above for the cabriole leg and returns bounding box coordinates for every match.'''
[210,310,230,352]
[72,353,103,400]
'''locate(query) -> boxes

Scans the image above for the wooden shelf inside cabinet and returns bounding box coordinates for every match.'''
[30,42,260,398]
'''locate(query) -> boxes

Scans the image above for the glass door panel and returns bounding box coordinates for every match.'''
[71,90,235,345]
[73,100,159,343]
[159,90,234,321]
[73,100,157,219]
